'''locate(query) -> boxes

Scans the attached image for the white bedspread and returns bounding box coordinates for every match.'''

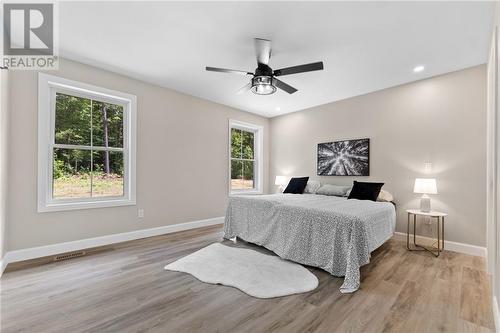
[223,193,396,293]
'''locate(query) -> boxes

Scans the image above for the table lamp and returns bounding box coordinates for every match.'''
[275,176,288,192]
[413,178,438,212]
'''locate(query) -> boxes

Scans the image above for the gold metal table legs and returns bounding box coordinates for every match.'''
[406,212,444,257]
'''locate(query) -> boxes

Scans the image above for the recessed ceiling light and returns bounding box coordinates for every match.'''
[413,65,425,73]
[276,106,281,111]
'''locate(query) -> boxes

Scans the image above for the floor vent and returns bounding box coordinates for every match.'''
[54,251,86,261]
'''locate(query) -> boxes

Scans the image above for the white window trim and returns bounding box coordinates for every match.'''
[37,73,137,212]
[228,119,263,195]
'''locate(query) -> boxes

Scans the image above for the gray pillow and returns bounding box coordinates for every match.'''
[316,184,351,197]
[304,180,321,194]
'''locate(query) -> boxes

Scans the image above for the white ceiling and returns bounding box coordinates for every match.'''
[59,2,494,117]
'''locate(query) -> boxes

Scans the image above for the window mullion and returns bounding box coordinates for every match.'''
[90,99,94,198]
[49,88,56,200]
[240,130,244,183]
[253,133,256,189]
[52,144,124,152]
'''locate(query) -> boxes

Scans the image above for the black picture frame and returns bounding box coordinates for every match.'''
[317,138,370,176]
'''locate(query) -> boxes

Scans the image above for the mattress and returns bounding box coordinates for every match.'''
[223,193,396,293]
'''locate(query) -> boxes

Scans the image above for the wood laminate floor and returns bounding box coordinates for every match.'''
[1,225,495,333]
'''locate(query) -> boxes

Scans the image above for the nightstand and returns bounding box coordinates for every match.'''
[406,209,448,257]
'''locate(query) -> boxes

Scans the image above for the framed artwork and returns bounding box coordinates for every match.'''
[317,138,369,176]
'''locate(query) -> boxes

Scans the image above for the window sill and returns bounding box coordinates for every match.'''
[38,198,136,213]
[229,190,263,197]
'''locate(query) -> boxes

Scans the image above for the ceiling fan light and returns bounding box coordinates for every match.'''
[251,76,276,95]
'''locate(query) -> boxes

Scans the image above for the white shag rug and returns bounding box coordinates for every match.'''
[164,243,318,298]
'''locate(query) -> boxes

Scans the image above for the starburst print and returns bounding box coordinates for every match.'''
[317,139,369,176]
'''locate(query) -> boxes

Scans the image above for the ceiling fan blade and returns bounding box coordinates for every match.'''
[206,67,252,75]
[254,38,272,65]
[237,82,252,94]
[274,61,324,76]
[273,78,298,94]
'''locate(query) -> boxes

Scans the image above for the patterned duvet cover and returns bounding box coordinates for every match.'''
[223,193,396,293]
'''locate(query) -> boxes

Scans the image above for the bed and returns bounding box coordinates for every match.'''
[223,193,396,293]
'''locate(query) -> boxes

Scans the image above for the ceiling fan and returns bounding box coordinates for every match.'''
[206,38,324,95]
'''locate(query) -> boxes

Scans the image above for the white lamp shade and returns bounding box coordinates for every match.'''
[275,176,288,186]
[413,178,438,194]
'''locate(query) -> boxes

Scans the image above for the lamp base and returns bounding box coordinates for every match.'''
[420,194,431,212]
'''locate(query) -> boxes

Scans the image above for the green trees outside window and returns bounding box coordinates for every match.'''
[53,93,124,198]
[230,128,255,190]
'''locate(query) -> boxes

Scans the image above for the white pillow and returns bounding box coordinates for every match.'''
[304,180,321,194]
[377,189,394,202]
[317,184,351,197]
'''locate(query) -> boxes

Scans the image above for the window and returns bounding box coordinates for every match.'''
[38,73,136,212]
[229,120,263,194]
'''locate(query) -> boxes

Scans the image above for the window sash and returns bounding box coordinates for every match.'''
[52,144,124,152]
[54,92,125,149]
[230,159,256,191]
[231,128,254,160]
[51,146,125,199]
[230,157,255,162]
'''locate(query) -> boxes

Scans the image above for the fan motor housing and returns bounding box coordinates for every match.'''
[255,63,273,77]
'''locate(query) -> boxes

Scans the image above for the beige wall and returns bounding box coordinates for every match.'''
[0,69,9,259]
[6,58,269,251]
[269,65,487,247]
[3,59,490,252]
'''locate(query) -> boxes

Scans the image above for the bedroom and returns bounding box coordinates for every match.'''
[0,1,499,332]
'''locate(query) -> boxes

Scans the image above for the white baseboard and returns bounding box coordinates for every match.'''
[493,296,499,333]
[0,222,487,276]
[392,232,487,257]
[1,216,224,276]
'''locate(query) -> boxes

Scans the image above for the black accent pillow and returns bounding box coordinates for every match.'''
[283,177,309,194]
[347,181,384,201]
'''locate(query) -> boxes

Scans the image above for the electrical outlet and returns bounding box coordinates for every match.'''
[138,209,144,218]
